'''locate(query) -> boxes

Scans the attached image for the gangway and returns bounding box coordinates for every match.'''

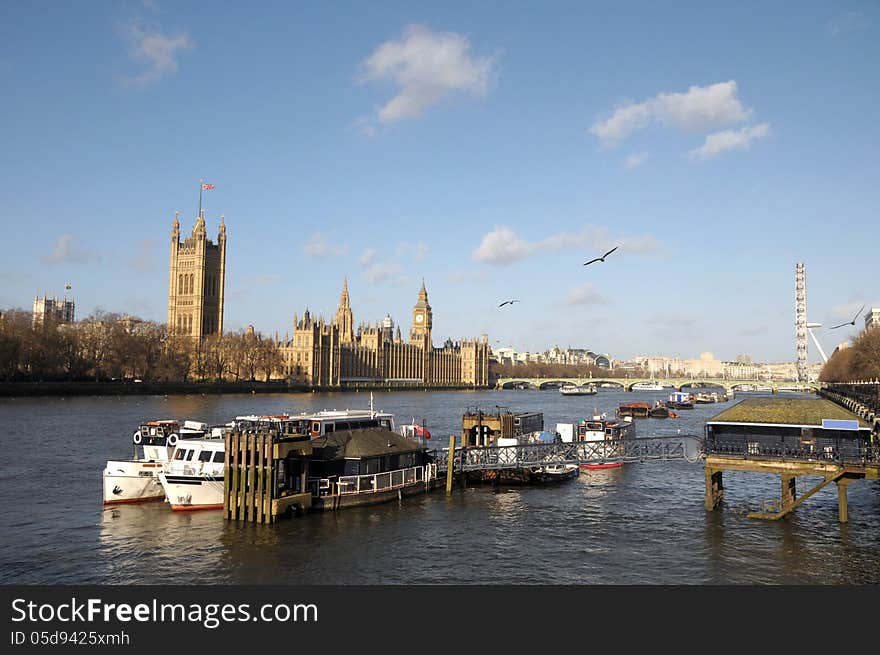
[432,435,704,473]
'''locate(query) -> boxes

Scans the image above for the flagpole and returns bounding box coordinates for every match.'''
[198,179,203,217]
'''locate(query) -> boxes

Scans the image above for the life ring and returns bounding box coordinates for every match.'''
[167,433,179,447]
[132,430,142,445]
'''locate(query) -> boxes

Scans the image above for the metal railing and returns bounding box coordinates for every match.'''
[706,438,879,466]
[432,436,705,472]
[310,464,438,497]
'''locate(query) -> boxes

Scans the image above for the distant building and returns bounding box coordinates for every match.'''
[32,294,75,328]
[865,308,880,331]
[276,279,490,388]
[167,210,226,340]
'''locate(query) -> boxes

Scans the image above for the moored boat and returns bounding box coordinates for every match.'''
[157,436,227,511]
[568,415,636,470]
[665,391,695,410]
[617,401,651,418]
[530,463,580,483]
[102,420,209,505]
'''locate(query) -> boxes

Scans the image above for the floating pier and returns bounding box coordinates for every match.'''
[703,397,879,522]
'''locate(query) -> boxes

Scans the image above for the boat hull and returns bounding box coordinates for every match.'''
[102,460,167,505]
[530,466,580,482]
[158,473,225,511]
[580,462,624,470]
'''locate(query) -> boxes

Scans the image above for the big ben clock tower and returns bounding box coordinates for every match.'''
[410,279,433,347]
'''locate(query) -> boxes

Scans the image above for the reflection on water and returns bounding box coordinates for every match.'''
[1,390,879,584]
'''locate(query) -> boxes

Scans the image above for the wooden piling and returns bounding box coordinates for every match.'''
[837,479,849,523]
[446,435,455,495]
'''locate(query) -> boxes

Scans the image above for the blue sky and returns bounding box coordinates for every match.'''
[1,1,877,363]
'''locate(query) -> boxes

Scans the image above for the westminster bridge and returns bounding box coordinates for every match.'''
[494,377,823,393]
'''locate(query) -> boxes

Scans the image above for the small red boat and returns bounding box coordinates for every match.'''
[580,462,624,470]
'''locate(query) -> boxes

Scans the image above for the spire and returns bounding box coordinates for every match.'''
[419,277,428,300]
[218,214,226,241]
[171,211,180,240]
[339,276,350,307]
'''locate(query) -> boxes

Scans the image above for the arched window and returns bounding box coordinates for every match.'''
[178,275,184,294]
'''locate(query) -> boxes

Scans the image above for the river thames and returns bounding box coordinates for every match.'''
[1,388,878,585]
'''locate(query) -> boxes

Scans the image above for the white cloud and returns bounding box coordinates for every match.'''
[358,24,497,125]
[122,23,194,86]
[359,248,377,266]
[589,81,753,147]
[363,263,405,285]
[472,225,661,265]
[828,12,870,37]
[624,152,649,170]
[41,235,98,265]
[304,234,348,258]
[394,242,429,262]
[566,283,606,306]
[689,123,770,159]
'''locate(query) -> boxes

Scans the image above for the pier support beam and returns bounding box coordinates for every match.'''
[704,467,723,511]
[837,479,850,523]
[781,475,797,510]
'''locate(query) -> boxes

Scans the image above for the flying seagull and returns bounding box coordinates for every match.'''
[829,304,865,329]
[498,300,520,308]
[583,246,618,267]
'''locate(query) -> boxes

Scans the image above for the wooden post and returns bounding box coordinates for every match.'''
[446,435,455,495]
[781,475,797,509]
[704,467,723,510]
[837,479,849,523]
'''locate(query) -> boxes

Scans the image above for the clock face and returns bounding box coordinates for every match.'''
[415,314,424,323]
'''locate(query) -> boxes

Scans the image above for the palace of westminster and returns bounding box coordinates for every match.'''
[167,212,490,388]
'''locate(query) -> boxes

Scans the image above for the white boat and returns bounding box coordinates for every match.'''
[631,381,664,391]
[560,383,597,396]
[157,436,226,511]
[397,420,432,447]
[102,420,209,505]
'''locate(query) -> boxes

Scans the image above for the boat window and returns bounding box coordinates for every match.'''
[174,449,188,460]
[336,422,351,431]
[212,451,225,463]
[325,423,335,433]
[380,420,390,429]
[311,422,320,434]
[198,451,212,462]
[186,450,197,461]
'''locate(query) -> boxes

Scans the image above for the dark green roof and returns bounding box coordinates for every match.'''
[310,427,426,461]
[708,397,869,427]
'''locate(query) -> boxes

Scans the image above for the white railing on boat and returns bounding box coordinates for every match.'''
[311,464,437,497]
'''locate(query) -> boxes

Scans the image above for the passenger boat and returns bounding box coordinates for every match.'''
[102,420,209,505]
[560,383,597,396]
[617,401,651,418]
[631,380,664,391]
[157,436,226,511]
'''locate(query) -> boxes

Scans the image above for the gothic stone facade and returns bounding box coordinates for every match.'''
[277,279,489,388]
[167,211,227,339]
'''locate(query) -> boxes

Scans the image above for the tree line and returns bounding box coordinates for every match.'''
[0,309,283,382]
[819,327,880,382]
